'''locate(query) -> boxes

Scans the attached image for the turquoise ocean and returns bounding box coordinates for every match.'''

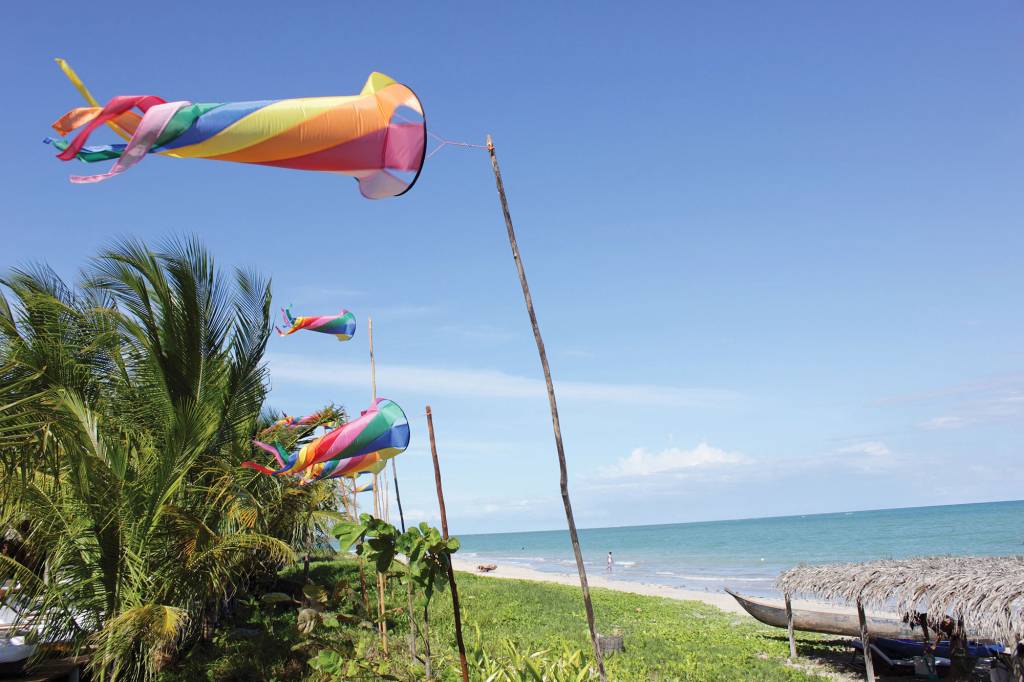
[457,500,1024,597]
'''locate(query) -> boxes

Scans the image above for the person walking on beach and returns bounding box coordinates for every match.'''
[607,552,613,572]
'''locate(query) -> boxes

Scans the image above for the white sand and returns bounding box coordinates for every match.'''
[451,557,878,619]
[451,557,747,614]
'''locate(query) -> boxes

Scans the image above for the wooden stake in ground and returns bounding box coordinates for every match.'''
[385,428,415,659]
[425,406,469,682]
[385,446,415,663]
[368,316,389,654]
[487,135,607,680]
[857,599,876,682]
[785,593,796,659]
[350,477,370,615]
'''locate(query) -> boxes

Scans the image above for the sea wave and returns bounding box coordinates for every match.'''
[681,575,773,583]
[652,571,771,582]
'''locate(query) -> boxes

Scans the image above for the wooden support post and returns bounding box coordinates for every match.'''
[349,478,370,615]
[487,135,607,681]
[917,612,930,643]
[785,593,796,659]
[389,451,416,661]
[425,405,469,682]
[425,407,448,537]
[857,599,875,682]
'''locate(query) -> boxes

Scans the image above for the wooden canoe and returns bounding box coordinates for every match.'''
[726,589,923,640]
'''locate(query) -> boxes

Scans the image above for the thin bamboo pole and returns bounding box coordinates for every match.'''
[388,423,415,661]
[487,135,607,680]
[352,479,370,615]
[369,315,378,399]
[857,599,876,682]
[368,316,388,654]
[425,405,469,682]
[785,593,796,659]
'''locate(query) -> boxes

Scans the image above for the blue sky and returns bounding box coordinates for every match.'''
[4,2,1024,533]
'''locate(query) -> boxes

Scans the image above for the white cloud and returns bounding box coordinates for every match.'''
[879,373,1024,431]
[481,499,533,515]
[918,416,968,430]
[268,352,738,407]
[598,443,750,478]
[837,441,890,457]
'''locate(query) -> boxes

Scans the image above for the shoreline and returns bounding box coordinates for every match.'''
[453,557,755,615]
[450,557,873,620]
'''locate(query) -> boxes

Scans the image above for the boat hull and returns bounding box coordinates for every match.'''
[860,637,1003,659]
[726,589,923,640]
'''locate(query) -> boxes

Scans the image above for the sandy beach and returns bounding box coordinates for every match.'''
[451,557,746,614]
[451,557,875,620]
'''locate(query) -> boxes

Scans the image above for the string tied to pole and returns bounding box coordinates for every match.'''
[425,130,489,160]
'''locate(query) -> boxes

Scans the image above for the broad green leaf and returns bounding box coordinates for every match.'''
[332,520,367,550]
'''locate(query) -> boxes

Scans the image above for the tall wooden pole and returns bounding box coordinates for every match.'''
[785,593,796,659]
[487,135,607,680]
[425,407,449,537]
[367,316,388,653]
[351,477,370,615]
[369,318,381,512]
[857,599,876,682]
[394,453,417,662]
[425,406,469,682]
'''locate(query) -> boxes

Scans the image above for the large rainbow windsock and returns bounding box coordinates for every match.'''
[46,61,426,199]
[276,307,356,342]
[243,398,409,481]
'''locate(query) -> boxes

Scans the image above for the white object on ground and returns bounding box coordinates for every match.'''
[0,636,36,663]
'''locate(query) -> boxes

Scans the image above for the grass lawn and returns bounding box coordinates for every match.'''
[161,559,846,681]
[425,568,836,681]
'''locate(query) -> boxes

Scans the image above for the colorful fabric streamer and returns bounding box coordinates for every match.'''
[265,411,325,431]
[354,481,374,493]
[297,451,389,485]
[276,307,356,342]
[243,398,409,481]
[47,64,426,199]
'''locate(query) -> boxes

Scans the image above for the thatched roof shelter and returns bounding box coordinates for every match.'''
[776,556,1024,644]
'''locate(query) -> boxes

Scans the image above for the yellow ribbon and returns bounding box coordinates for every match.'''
[55,58,132,140]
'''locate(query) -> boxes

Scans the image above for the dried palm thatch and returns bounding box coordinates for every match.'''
[776,556,1024,644]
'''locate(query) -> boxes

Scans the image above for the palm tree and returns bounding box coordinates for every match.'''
[0,237,305,680]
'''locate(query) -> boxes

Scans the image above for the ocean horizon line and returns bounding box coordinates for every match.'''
[459,497,1024,539]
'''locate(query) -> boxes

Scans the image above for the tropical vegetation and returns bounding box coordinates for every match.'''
[1,239,844,681]
[159,557,841,681]
[0,238,342,679]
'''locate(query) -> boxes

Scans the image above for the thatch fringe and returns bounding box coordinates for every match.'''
[776,556,1024,644]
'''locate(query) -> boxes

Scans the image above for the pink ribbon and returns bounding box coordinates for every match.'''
[70,101,190,184]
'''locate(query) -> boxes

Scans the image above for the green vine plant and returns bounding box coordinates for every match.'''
[331,514,461,679]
